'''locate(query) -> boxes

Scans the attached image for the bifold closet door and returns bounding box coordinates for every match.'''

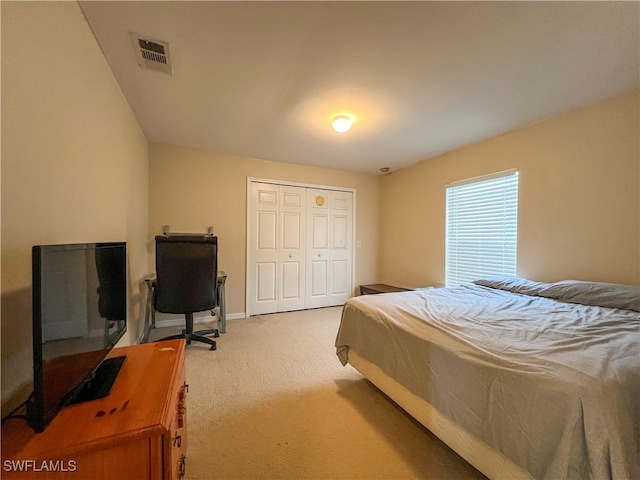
[248,183,306,315]
[306,189,353,308]
[248,182,353,316]
[328,190,353,306]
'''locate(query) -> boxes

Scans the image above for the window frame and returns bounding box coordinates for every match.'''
[445,169,519,287]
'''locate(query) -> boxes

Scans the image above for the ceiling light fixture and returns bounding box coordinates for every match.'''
[332,115,352,133]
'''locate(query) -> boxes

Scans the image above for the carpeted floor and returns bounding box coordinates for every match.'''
[149,307,486,480]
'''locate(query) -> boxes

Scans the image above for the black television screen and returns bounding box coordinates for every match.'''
[28,242,127,432]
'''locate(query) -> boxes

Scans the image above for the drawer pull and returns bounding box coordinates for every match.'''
[178,454,186,479]
[173,434,182,448]
[179,383,189,402]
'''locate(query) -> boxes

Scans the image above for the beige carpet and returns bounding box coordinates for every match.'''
[149,307,486,480]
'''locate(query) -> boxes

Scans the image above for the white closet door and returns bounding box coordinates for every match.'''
[278,186,306,312]
[328,190,353,306]
[248,181,353,316]
[306,189,331,308]
[249,183,280,315]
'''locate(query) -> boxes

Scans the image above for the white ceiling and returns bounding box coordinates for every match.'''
[79,1,639,174]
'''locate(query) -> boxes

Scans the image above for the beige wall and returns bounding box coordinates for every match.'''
[1,2,149,415]
[379,90,640,288]
[149,144,381,316]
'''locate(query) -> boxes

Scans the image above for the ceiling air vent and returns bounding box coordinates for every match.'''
[131,33,173,75]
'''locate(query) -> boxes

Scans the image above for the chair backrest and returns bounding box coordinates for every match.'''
[154,235,218,315]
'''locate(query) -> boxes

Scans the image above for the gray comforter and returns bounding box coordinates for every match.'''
[335,282,640,480]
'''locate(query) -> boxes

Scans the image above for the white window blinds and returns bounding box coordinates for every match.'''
[445,169,519,287]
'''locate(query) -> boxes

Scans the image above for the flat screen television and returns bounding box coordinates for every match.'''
[28,242,127,433]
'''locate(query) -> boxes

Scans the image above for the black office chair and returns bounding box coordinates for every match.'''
[150,235,220,350]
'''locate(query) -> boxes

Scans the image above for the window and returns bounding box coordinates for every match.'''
[445,169,519,287]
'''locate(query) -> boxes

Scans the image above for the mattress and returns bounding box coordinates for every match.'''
[335,281,640,480]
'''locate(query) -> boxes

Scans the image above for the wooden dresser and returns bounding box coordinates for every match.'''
[1,339,187,480]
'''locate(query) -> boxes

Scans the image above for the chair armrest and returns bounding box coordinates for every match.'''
[144,276,157,291]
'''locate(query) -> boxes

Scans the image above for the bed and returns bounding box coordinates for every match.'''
[335,277,640,480]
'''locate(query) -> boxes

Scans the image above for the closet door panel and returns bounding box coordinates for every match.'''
[281,262,301,299]
[310,261,328,296]
[306,189,330,308]
[282,213,301,249]
[311,215,328,249]
[258,211,277,249]
[278,186,306,311]
[256,262,276,301]
[332,215,348,249]
[331,260,348,295]
[249,183,280,315]
[329,191,353,305]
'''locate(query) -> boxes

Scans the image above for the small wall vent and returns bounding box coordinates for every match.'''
[131,33,173,75]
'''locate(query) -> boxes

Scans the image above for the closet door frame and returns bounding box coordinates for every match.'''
[246,177,356,317]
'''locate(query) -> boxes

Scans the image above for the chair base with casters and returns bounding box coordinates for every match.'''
[156,312,219,350]
[144,277,220,350]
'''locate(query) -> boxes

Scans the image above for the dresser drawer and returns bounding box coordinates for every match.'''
[165,367,188,480]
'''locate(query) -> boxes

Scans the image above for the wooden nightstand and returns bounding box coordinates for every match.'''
[360,284,411,295]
